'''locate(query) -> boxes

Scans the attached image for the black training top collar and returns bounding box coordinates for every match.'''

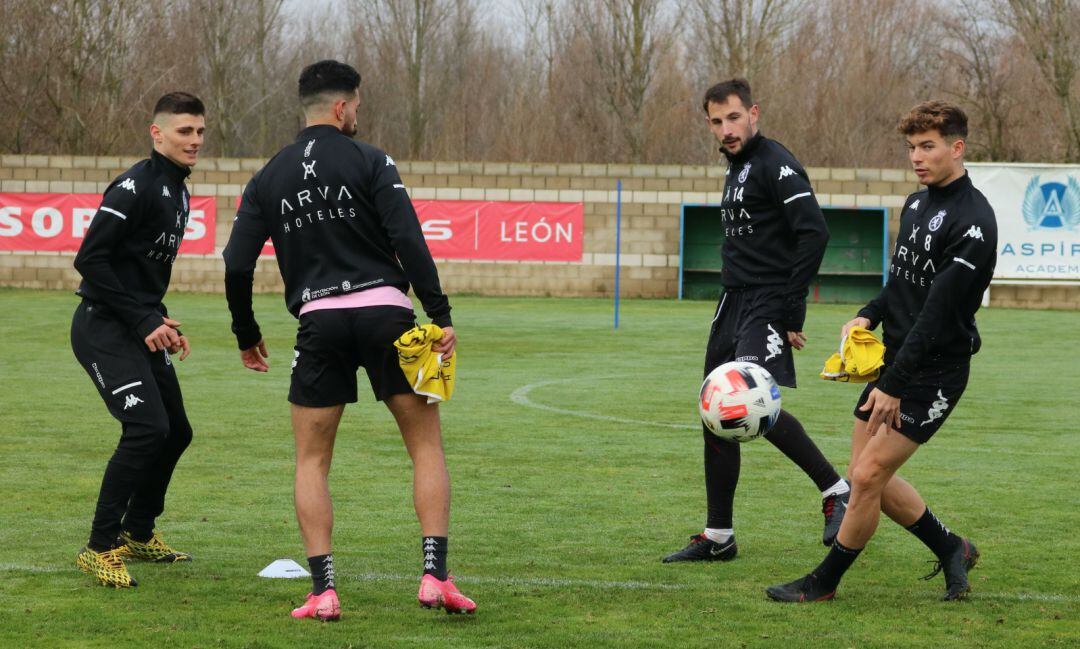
[296,124,345,141]
[926,170,972,200]
[722,131,765,164]
[150,149,191,182]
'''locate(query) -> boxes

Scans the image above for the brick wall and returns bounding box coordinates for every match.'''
[1,154,1076,309]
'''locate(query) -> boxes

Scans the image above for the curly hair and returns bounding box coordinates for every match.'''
[897,100,968,139]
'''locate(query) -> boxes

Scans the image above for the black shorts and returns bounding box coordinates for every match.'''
[289,306,417,407]
[853,358,969,444]
[704,286,796,388]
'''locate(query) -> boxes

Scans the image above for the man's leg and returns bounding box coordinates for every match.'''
[385,392,475,614]
[121,350,194,561]
[766,427,918,602]
[287,403,344,621]
[291,404,344,557]
[385,393,449,536]
[848,418,925,527]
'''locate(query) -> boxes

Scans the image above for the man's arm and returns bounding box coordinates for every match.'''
[770,159,830,337]
[223,178,270,358]
[855,285,888,331]
[369,151,452,328]
[875,215,994,397]
[73,181,164,339]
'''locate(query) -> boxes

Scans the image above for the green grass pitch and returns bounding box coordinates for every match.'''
[0,288,1076,647]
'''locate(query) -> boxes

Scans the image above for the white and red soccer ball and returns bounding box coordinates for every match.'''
[698,361,782,442]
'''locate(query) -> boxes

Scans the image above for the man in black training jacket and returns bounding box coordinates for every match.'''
[664,79,851,564]
[72,92,205,588]
[767,100,995,603]
[223,60,475,621]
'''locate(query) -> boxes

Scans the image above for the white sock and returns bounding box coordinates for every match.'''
[703,528,733,543]
[821,478,850,499]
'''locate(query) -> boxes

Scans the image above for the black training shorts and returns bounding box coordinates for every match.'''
[704,286,796,388]
[853,357,969,444]
[288,306,417,407]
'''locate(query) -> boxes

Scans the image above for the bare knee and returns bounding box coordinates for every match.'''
[849,458,890,495]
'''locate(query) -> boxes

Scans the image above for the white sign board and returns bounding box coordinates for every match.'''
[967,163,1080,282]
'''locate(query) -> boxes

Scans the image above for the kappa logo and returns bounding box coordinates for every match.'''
[778,165,795,180]
[292,349,300,370]
[301,160,317,179]
[123,394,144,410]
[1022,175,1080,230]
[738,162,751,183]
[162,185,171,198]
[928,210,946,231]
[908,199,920,210]
[764,324,784,361]
[964,225,984,241]
[119,178,136,193]
[920,389,950,426]
[385,154,396,167]
[303,139,315,158]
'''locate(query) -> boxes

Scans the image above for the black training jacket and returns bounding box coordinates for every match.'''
[717,132,830,331]
[223,124,451,350]
[74,150,191,339]
[857,172,997,395]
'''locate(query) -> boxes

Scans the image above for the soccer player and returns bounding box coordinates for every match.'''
[71,92,205,587]
[223,60,475,620]
[663,79,850,563]
[766,101,995,603]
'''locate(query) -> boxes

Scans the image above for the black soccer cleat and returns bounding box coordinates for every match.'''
[661,533,737,563]
[765,572,836,603]
[922,537,980,601]
[821,485,850,546]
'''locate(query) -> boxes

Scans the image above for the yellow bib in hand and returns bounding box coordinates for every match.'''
[394,324,456,403]
[820,326,884,383]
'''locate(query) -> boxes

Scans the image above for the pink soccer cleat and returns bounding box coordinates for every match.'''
[417,574,476,614]
[290,589,341,621]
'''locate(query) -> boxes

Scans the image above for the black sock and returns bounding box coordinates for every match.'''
[422,536,448,580]
[764,409,842,492]
[307,554,336,595]
[812,540,862,589]
[905,507,962,559]
[703,427,740,529]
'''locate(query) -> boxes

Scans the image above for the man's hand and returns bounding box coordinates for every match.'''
[859,387,902,436]
[167,334,191,361]
[145,317,182,353]
[433,326,456,359]
[786,330,807,350]
[240,339,270,372]
[842,316,872,340]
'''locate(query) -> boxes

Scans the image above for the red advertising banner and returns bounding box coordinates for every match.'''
[244,199,583,261]
[0,192,217,254]
[415,200,583,261]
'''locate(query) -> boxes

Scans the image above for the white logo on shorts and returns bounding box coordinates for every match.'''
[920,389,950,426]
[292,349,300,371]
[123,394,143,410]
[765,324,784,361]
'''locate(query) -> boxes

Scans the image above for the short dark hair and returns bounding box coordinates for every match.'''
[897,100,968,139]
[702,78,754,113]
[153,92,204,117]
[298,60,362,108]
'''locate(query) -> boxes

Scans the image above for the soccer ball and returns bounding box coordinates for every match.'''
[698,361,782,442]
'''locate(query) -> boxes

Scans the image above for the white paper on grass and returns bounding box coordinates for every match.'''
[258,559,310,578]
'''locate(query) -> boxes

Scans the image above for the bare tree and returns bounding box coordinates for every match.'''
[1005,0,1080,161]
[689,0,800,83]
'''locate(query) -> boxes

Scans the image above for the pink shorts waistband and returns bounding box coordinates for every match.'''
[299,285,413,316]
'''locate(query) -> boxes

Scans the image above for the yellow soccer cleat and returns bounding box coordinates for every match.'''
[118,530,192,563]
[76,546,137,588]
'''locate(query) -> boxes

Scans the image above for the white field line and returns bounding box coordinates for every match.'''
[2,563,1076,603]
[509,377,1071,458]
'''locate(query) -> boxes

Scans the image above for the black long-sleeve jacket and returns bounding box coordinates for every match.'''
[223,124,451,349]
[718,132,830,331]
[74,150,191,338]
[858,172,997,395]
